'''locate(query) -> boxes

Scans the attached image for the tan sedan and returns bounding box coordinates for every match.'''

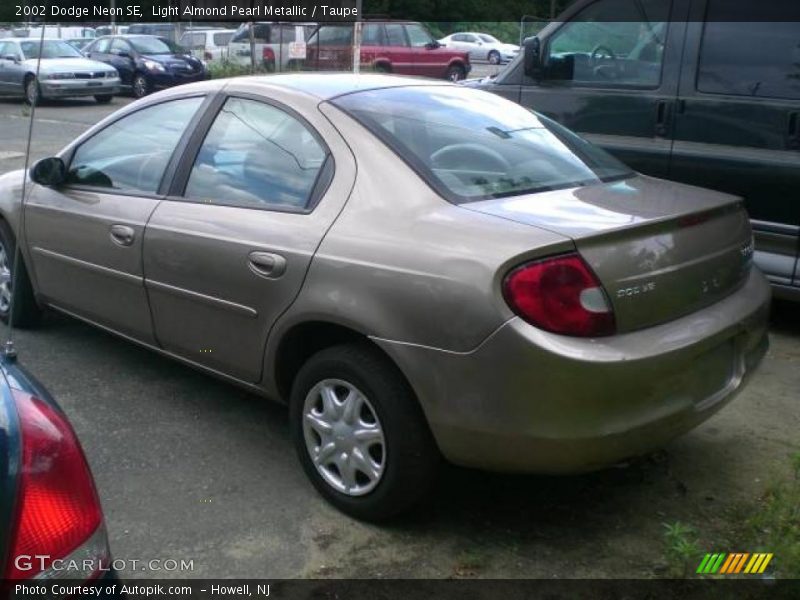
[0,75,769,520]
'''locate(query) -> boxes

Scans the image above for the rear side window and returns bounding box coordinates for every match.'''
[333,86,632,203]
[698,20,800,100]
[184,98,328,211]
[385,24,407,47]
[66,97,203,193]
[213,32,233,46]
[313,25,353,46]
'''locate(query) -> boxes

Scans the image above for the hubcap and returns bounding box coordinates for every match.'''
[0,243,12,314]
[134,77,146,97]
[302,379,386,496]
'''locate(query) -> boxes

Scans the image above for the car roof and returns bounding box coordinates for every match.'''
[178,73,450,101]
[246,73,449,100]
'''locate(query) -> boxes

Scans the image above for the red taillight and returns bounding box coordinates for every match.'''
[503,253,616,337]
[262,47,275,62]
[4,391,104,580]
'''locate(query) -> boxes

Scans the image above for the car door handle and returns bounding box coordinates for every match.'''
[654,100,671,137]
[109,224,135,246]
[248,251,286,279]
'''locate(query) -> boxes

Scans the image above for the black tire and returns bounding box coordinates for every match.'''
[488,50,501,65]
[373,63,391,74]
[131,73,149,99]
[23,75,40,106]
[446,64,466,81]
[94,94,113,104]
[0,220,42,328]
[289,343,440,521]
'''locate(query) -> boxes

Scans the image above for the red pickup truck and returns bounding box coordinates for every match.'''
[306,21,471,81]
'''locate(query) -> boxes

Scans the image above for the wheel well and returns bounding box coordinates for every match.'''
[373,61,392,73]
[274,321,394,402]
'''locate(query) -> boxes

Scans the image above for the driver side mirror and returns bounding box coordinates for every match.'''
[425,40,441,50]
[31,157,66,187]
[112,49,130,58]
[523,36,543,79]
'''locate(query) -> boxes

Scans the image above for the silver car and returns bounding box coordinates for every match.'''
[0,38,120,104]
[439,32,520,64]
[0,75,769,520]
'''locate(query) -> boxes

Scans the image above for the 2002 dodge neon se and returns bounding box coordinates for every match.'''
[0,74,769,520]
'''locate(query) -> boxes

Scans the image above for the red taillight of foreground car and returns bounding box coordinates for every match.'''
[262,47,276,63]
[503,253,616,337]
[4,390,107,580]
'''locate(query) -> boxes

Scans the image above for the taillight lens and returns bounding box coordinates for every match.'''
[4,390,106,580]
[503,253,616,337]
[262,47,275,62]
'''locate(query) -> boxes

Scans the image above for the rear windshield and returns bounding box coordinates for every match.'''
[332,86,632,203]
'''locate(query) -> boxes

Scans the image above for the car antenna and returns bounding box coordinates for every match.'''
[3,24,46,362]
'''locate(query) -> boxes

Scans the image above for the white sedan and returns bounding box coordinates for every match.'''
[438,32,519,64]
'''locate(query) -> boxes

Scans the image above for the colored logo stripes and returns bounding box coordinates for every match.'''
[696,552,773,574]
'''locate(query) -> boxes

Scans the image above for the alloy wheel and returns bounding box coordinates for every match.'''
[0,242,12,315]
[25,78,38,105]
[302,379,386,496]
[133,75,148,98]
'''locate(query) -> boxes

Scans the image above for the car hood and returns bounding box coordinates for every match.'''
[23,57,116,73]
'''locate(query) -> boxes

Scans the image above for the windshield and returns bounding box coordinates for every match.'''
[333,86,633,203]
[20,40,82,59]
[479,34,499,43]
[128,36,173,54]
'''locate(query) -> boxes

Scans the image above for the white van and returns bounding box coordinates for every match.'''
[227,22,316,70]
[179,28,235,62]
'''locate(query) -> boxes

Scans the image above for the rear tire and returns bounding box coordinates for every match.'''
[373,63,391,74]
[290,343,440,521]
[94,94,113,104]
[446,64,466,81]
[0,220,42,328]
[131,73,149,99]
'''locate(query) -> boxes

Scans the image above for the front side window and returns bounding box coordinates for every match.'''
[91,38,111,54]
[698,18,800,100]
[546,0,670,87]
[333,86,632,203]
[66,97,203,192]
[405,24,434,48]
[312,25,353,47]
[184,98,327,210]
[362,24,384,46]
[385,24,406,47]
[110,38,131,54]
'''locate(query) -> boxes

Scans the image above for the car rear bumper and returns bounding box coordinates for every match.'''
[40,78,120,98]
[375,268,771,473]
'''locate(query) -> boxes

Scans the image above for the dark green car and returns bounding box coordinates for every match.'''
[467,0,800,300]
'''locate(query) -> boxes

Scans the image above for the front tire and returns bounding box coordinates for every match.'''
[94,94,113,104]
[131,73,149,99]
[24,75,40,106]
[290,343,440,521]
[0,220,41,328]
[445,64,466,81]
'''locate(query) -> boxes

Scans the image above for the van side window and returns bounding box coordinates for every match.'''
[698,20,800,100]
[545,0,670,88]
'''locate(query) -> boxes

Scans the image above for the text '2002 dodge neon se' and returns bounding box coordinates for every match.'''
[0,74,769,520]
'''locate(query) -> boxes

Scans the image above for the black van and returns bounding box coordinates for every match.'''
[468,0,800,300]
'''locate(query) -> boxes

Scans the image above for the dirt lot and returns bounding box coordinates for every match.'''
[0,96,798,579]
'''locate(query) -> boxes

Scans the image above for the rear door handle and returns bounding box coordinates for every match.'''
[654,100,671,137]
[109,224,135,246]
[248,251,286,279]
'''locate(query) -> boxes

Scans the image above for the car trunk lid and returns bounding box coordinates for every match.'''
[464,175,754,333]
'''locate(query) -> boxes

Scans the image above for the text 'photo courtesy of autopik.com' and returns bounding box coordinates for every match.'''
[0,0,798,598]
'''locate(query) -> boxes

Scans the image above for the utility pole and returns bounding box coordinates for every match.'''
[353,0,362,74]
